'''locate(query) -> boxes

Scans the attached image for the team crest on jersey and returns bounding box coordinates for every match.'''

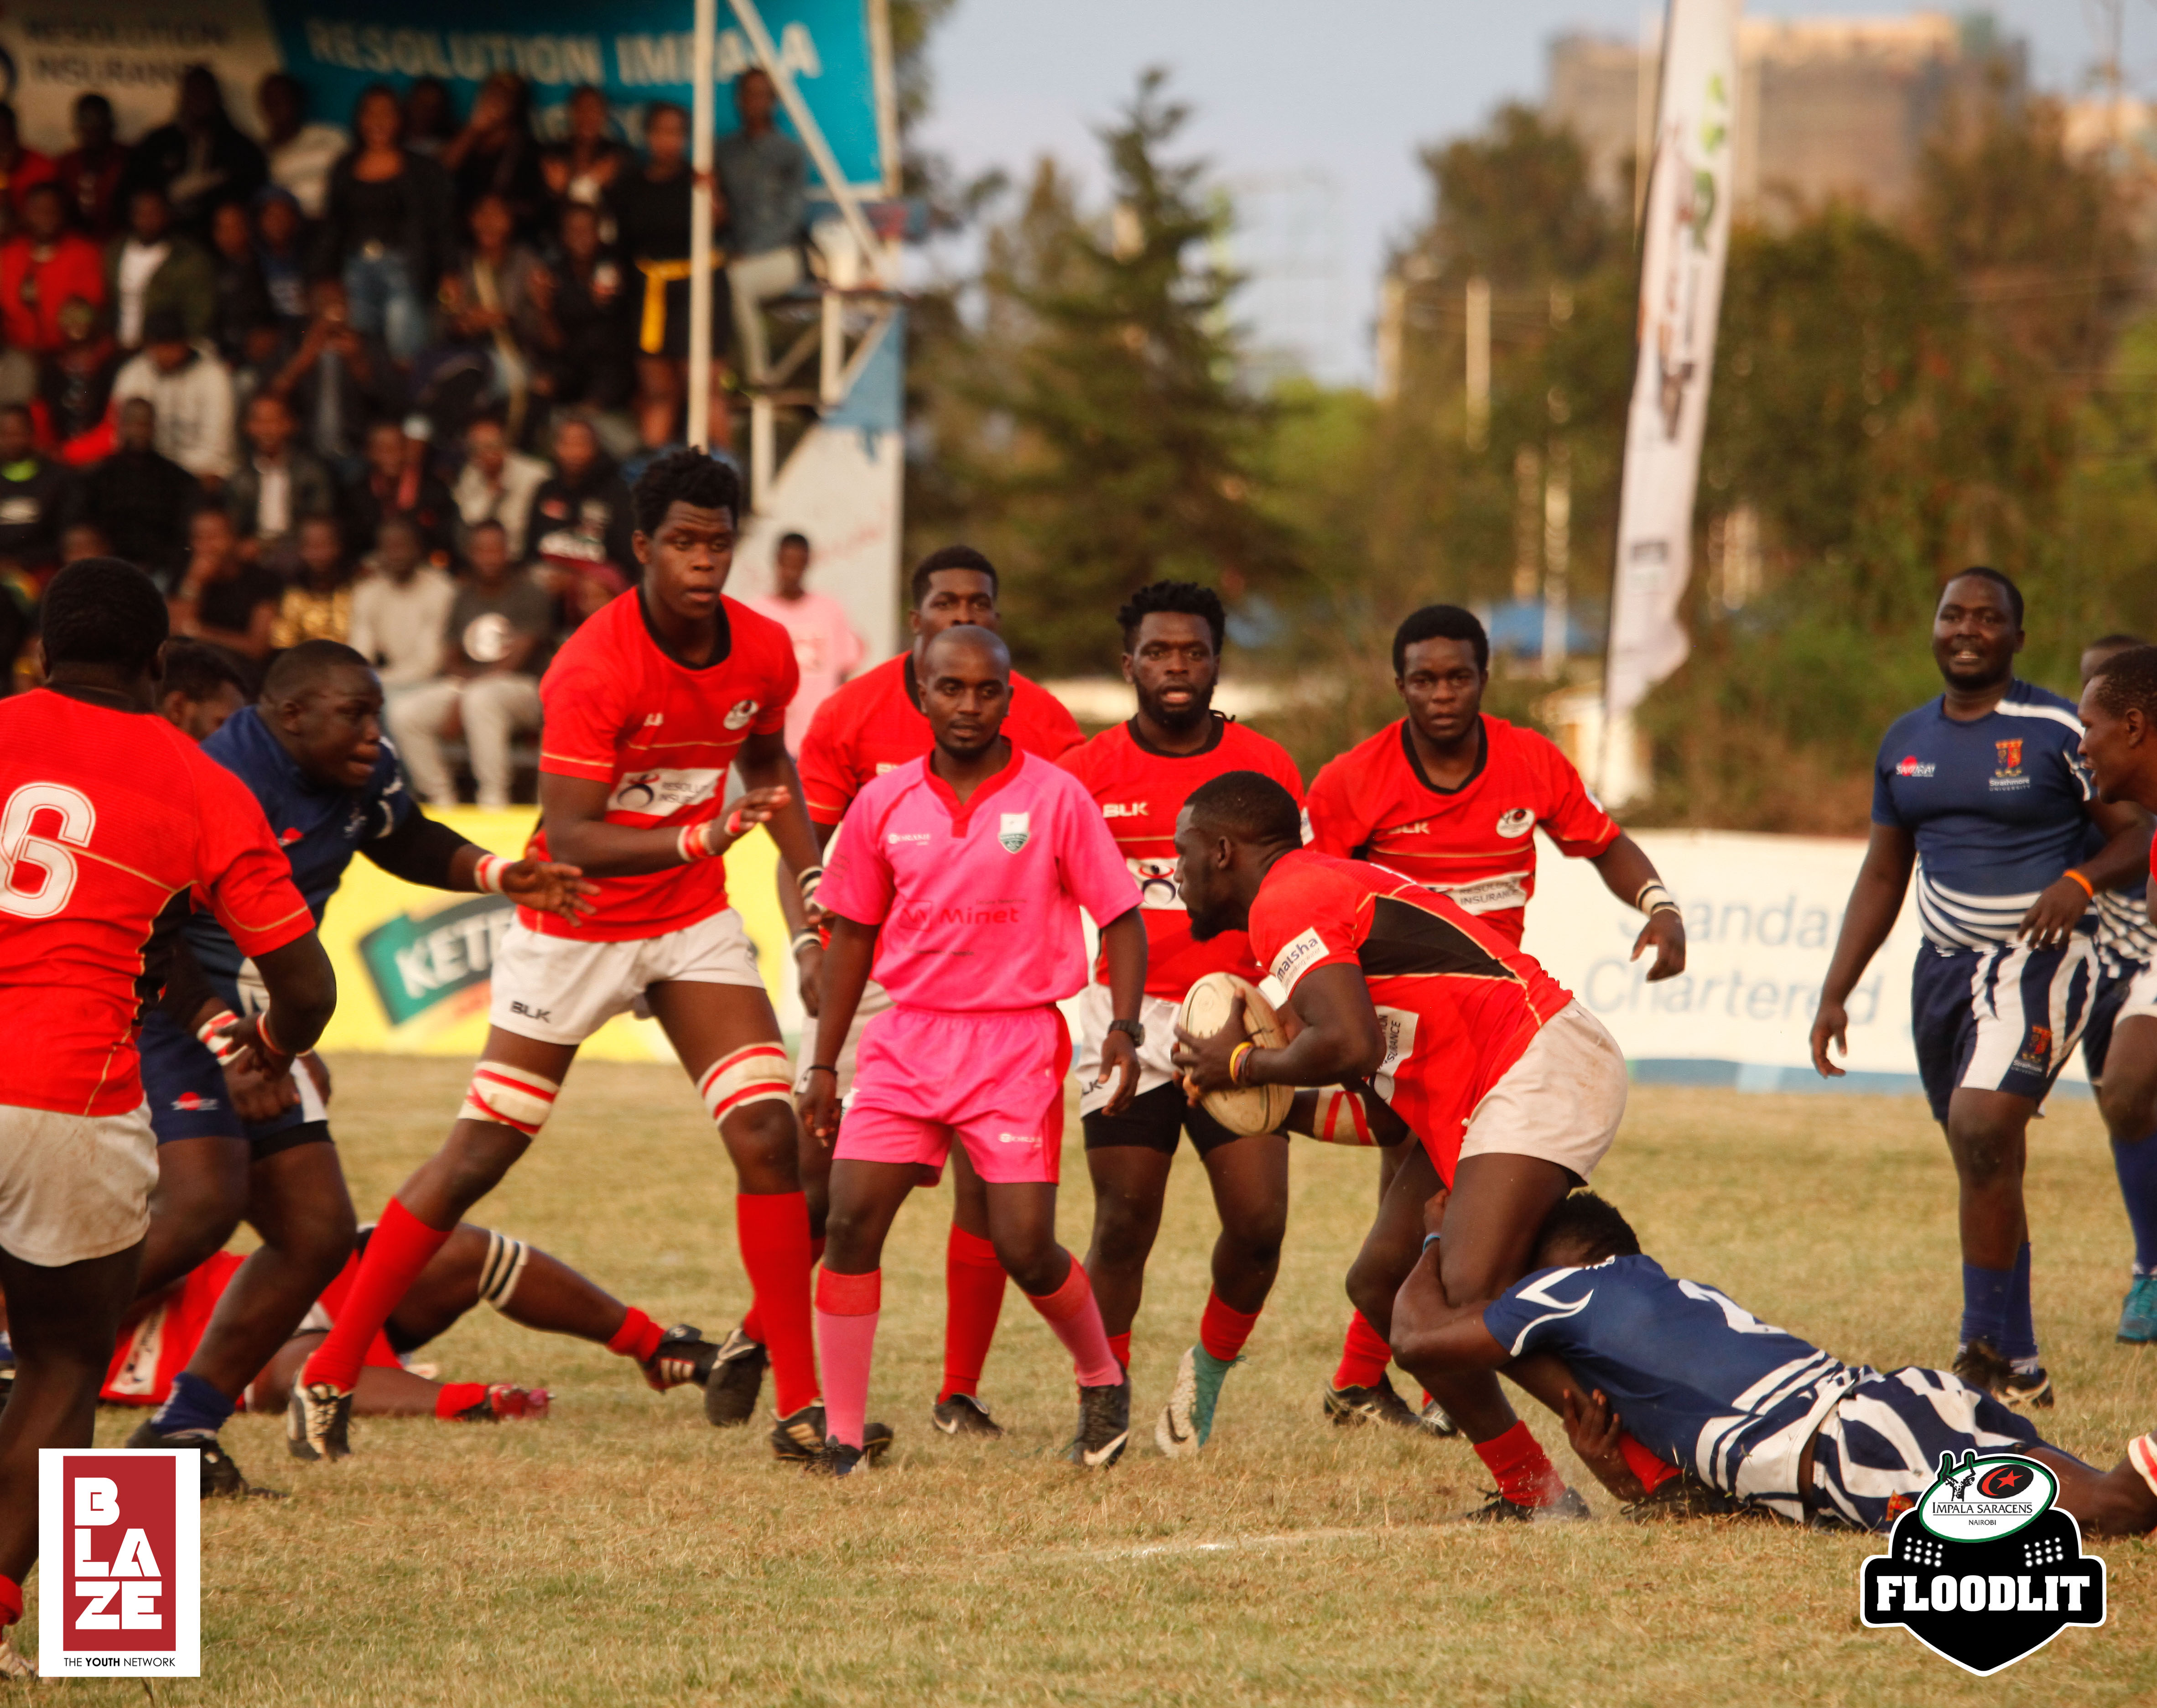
[607,769,722,815]
[723,700,762,731]
[998,812,1031,854]
[1996,739,2024,775]
[2014,1024,2055,1074]
[1495,807,1535,839]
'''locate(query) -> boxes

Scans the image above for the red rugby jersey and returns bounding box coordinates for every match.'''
[531,589,798,940]
[0,689,312,1117]
[1303,714,1618,945]
[798,653,1082,829]
[1059,715,1304,1001]
[1245,849,1574,1183]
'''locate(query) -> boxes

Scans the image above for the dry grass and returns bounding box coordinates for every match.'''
[32,1064,2157,1704]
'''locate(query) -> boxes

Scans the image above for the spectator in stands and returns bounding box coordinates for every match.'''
[541,200,634,415]
[716,68,809,388]
[345,416,455,560]
[226,391,333,562]
[529,412,633,595]
[256,72,345,223]
[274,277,398,472]
[0,403,68,576]
[230,316,287,416]
[452,413,546,560]
[744,530,862,752]
[0,103,57,223]
[348,513,453,701]
[442,73,546,240]
[208,201,274,366]
[37,296,120,461]
[610,102,728,452]
[269,512,354,648]
[402,78,458,159]
[254,187,310,335]
[107,187,214,350]
[67,398,194,584]
[170,503,281,683]
[541,85,627,218]
[58,519,109,568]
[320,84,454,368]
[55,94,128,240]
[387,516,550,809]
[439,191,551,439]
[122,65,267,238]
[112,307,236,485]
[1,183,104,357]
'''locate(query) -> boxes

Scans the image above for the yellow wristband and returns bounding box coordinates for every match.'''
[2064,869,2095,901]
[1228,1041,1257,1086]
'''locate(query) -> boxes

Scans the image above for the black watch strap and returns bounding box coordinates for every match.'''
[1107,1016,1145,1047]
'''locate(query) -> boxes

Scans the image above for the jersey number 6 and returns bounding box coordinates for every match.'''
[0,781,95,919]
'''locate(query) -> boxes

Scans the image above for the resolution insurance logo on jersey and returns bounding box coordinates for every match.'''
[1860,1451,2103,1676]
[36,1450,200,1677]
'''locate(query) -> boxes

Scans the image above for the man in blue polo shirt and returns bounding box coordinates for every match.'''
[1810,569,2148,1408]
[127,639,602,1494]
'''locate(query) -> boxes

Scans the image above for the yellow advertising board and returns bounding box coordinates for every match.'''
[313,808,793,1062]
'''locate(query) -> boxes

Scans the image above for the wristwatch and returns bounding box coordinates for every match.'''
[1108,1016,1146,1047]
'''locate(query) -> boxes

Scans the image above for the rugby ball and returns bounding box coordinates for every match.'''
[1178,972,1293,1136]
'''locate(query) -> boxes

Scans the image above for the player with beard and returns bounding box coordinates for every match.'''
[1171,772,1629,1519]
[704,547,1083,1441]
[1058,582,1303,1454]
[1812,570,2148,1406]
[2072,642,2157,1339]
[1304,604,1686,1432]
[802,625,1143,1473]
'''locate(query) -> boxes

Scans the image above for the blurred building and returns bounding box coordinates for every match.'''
[1547,11,2026,224]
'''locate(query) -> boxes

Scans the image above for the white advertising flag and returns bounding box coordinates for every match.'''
[1604,0,1741,727]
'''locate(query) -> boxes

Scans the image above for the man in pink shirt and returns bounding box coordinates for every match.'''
[745,532,866,752]
[801,625,1147,1474]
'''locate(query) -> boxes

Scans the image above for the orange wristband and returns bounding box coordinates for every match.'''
[2064,869,2095,900]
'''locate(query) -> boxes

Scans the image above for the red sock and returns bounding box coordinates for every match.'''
[741,1237,823,1346]
[737,1191,818,1415]
[816,1267,880,1450]
[606,1306,665,1364]
[1108,1330,1132,1370]
[435,1381,492,1420]
[1473,1420,1565,1508]
[1332,1311,1392,1390]
[1199,1290,1261,1363]
[940,1224,1006,1403]
[1024,1253,1121,1387]
[0,1573,19,1627]
[301,1198,452,1392]
[1619,1432,1682,1494]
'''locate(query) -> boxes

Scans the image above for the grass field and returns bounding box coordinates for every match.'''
[34,1060,2157,1704]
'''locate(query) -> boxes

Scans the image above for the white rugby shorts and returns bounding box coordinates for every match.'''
[2122,961,2157,1028]
[1075,984,1183,1117]
[488,909,767,1046]
[0,1099,158,1267]
[1456,1000,1628,1182]
[792,977,894,1099]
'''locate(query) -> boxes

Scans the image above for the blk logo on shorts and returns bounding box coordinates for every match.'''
[1860,1451,2103,1676]
[37,1449,200,1677]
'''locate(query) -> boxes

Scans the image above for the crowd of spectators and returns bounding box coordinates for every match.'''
[0,60,820,805]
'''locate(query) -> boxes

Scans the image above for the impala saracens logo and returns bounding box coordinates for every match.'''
[998,812,1031,854]
[1861,1451,2104,1676]
[1495,807,1535,839]
[722,699,762,730]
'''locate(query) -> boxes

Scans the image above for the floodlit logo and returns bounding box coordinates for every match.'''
[38,1449,200,1678]
[1860,1450,2103,1676]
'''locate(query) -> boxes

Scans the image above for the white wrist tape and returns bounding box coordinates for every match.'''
[473,853,509,893]
[797,864,824,908]
[197,1009,244,1067]
[1635,882,1680,918]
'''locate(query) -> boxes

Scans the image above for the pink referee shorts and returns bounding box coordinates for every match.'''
[835,1005,1072,1186]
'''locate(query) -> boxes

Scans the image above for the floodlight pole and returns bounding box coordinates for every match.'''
[688,0,717,451]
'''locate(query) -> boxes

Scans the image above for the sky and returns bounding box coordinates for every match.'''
[915,2,2129,384]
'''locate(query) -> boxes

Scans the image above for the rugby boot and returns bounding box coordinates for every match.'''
[932,1393,1005,1439]
[1462,1485,1594,1523]
[806,1438,869,1478]
[1417,1397,1461,1437]
[2001,1364,2055,1410]
[773,1405,892,1465]
[1155,1343,1235,1458]
[125,1418,283,1499]
[1620,1473,1747,1522]
[703,1328,768,1427]
[286,1380,353,1462]
[640,1324,718,1393]
[1952,1338,2015,1400]
[2120,1274,2157,1343]
[1322,1372,1424,1431]
[0,1632,30,1678]
[444,1384,551,1422]
[1067,1377,1132,1468]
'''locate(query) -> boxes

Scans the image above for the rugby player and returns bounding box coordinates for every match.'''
[297,450,835,1463]
[156,638,247,740]
[0,559,332,1674]
[1394,1189,2157,1536]
[801,625,1144,1474]
[1171,772,1628,1519]
[122,640,594,1496]
[108,1221,718,1427]
[715,546,1083,1440]
[1304,604,1685,1431]
[1059,582,1303,1454]
[1811,569,2148,1405]
[2073,641,2157,1339]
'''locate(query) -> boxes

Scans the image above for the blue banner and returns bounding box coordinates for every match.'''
[260,0,889,190]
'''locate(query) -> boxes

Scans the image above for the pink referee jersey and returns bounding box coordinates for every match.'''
[818,745,1140,1009]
